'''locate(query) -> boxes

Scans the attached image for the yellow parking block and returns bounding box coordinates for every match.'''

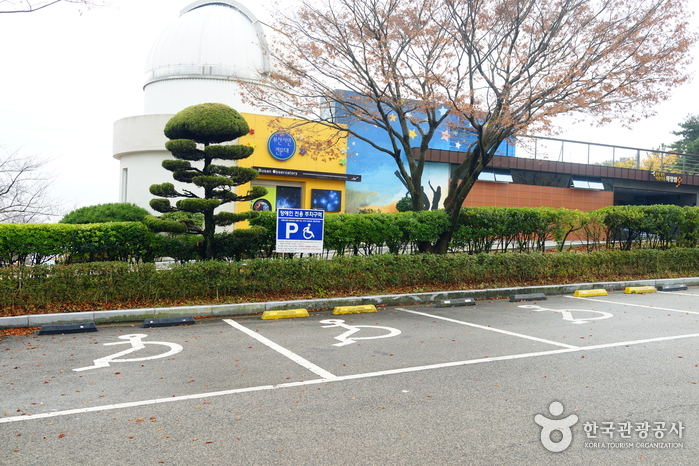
[624,286,657,294]
[261,309,309,320]
[333,305,378,315]
[573,289,608,297]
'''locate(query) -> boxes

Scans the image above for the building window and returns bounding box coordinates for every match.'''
[311,189,342,212]
[571,177,604,190]
[478,170,513,183]
[251,182,303,210]
[121,168,128,202]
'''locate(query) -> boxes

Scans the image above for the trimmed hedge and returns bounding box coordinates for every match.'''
[2,205,699,267]
[2,249,699,314]
[0,222,158,266]
[250,205,699,255]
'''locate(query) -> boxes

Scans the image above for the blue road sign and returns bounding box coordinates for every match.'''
[276,208,324,253]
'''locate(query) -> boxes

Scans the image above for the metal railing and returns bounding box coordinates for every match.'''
[517,136,699,175]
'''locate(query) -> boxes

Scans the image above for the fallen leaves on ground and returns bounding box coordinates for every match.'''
[0,328,40,339]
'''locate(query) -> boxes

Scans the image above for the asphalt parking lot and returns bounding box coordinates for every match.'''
[2,287,699,465]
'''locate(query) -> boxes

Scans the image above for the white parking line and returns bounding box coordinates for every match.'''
[0,379,325,424]
[584,332,699,350]
[565,295,699,315]
[223,318,337,380]
[394,308,580,349]
[657,291,699,297]
[0,347,578,425]
[4,327,699,424]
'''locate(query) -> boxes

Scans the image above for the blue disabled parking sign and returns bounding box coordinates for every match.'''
[276,208,324,253]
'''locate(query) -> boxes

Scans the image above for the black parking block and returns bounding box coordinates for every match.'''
[38,322,98,335]
[509,293,547,302]
[658,284,689,292]
[143,316,196,328]
[436,298,476,307]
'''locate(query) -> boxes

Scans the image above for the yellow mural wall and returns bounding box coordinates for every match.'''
[234,113,349,214]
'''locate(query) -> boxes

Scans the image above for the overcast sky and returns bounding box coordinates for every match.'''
[1,0,697,217]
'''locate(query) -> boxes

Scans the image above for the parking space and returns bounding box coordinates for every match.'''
[2,286,699,464]
[228,310,563,379]
[1,323,315,418]
[413,291,699,348]
[4,287,699,422]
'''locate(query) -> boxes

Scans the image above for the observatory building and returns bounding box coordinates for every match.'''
[113,1,699,220]
[113,0,352,217]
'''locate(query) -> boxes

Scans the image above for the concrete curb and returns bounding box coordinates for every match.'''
[2,277,698,329]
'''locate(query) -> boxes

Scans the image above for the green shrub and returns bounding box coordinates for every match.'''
[636,205,682,249]
[0,222,158,266]
[598,205,646,250]
[211,226,268,261]
[157,235,200,263]
[60,203,150,224]
[247,211,276,256]
[396,195,413,212]
[452,207,507,253]
[246,206,699,256]
[0,223,72,266]
[4,249,699,313]
[64,222,158,263]
[21,205,687,267]
[678,206,699,247]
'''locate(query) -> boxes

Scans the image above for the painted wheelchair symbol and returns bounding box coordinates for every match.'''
[518,305,613,325]
[319,319,401,346]
[302,223,315,239]
[73,334,183,372]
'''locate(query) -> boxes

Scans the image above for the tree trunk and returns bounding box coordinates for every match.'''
[203,210,215,260]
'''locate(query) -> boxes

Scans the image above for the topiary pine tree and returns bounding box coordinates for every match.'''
[146,103,267,260]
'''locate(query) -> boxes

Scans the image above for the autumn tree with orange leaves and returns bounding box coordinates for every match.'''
[245,0,695,253]
[244,0,460,216]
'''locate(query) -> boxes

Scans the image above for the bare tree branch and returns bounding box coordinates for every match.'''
[439,0,696,240]
[243,0,462,213]
[0,0,106,14]
[0,146,62,223]
[243,0,696,252]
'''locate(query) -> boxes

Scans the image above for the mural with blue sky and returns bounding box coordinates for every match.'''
[341,98,516,213]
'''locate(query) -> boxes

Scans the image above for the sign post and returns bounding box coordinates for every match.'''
[276,208,324,253]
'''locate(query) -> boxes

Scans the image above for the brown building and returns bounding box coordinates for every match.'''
[424,149,699,211]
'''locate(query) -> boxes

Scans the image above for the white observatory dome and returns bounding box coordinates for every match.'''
[143,0,269,115]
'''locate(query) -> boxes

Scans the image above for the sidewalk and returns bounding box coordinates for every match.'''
[2,277,698,330]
